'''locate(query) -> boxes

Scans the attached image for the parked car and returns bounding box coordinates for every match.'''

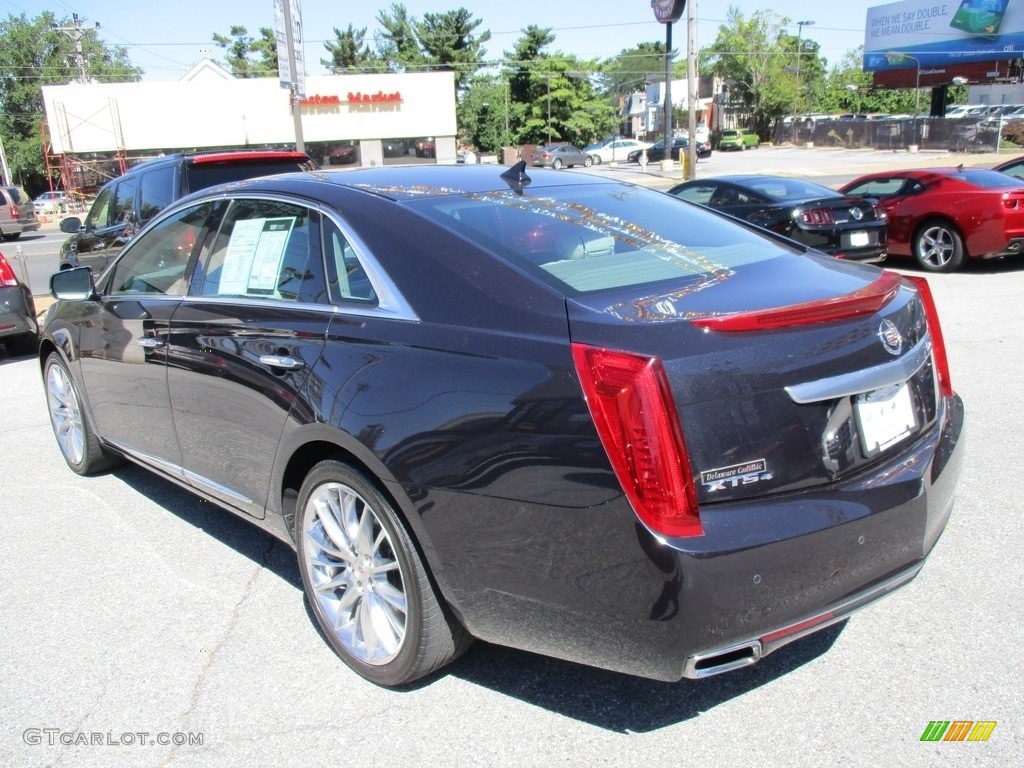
[0,249,37,356]
[41,163,964,687]
[627,136,712,164]
[531,144,593,169]
[0,185,41,241]
[667,175,888,263]
[718,128,760,151]
[584,137,652,164]
[328,143,358,165]
[33,190,69,216]
[992,154,1024,180]
[57,149,318,273]
[414,138,436,158]
[840,167,1024,271]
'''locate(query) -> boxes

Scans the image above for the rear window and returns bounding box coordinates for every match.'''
[406,185,797,295]
[183,159,312,194]
[745,178,837,201]
[957,169,1024,189]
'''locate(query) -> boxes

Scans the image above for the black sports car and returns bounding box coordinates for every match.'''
[668,174,888,263]
[40,162,963,687]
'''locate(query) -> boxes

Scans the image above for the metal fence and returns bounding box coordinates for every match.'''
[771,117,1005,153]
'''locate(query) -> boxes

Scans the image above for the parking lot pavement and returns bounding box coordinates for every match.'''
[2,256,1022,767]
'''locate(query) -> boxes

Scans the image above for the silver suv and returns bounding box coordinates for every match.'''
[0,185,41,241]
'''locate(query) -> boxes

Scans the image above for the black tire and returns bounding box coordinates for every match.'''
[583,155,593,167]
[296,460,471,686]
[43,352,119,475]
[591,155,601,165]
[552,158,562,170]
[2,232,20,241]
[914,219,965,272]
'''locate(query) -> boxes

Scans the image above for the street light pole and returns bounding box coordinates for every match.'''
[794,20,814,143]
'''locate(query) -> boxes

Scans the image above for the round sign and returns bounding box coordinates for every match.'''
[652,0,685,24]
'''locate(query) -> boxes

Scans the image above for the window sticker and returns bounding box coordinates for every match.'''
[218,217,296,296]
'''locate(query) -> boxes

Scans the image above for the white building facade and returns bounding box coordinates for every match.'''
[41,62,459,175]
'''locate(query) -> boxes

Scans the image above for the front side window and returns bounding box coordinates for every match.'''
[112,178,138,225]
[85,185,114,230]
[138,166,176,224]
[107,202,213,296]
[197,199,328,304]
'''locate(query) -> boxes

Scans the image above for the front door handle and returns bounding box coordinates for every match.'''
[136,337,165,349]
[259,354,304,371]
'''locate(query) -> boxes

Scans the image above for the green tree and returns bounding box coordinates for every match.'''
[700,8,811,137]
[501,27,614,147]
[212,25,278,78]
[458,75,508,154]
[375,5,489,92]
[321,24,382,73]
[375,4,425,73]
[415,9,490,92]
[0,12,141,191]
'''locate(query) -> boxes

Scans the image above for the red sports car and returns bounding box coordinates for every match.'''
[840,167,1024,272]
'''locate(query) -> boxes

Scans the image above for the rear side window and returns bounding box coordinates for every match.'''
[408,185,796,295]
[197,199,328,304]
[5,186,23,204]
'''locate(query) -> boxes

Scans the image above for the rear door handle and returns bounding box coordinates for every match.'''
[259,355,305,371]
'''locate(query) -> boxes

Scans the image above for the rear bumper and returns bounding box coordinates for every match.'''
[0,285,37,338]
[423,393,965,682]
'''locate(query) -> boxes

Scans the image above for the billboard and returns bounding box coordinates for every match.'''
[864,0,1024,71]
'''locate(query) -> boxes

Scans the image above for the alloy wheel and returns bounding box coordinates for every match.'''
[46,362,85,467]
[302,481,407,665]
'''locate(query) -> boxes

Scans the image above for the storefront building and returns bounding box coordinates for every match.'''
[41,61,458,192]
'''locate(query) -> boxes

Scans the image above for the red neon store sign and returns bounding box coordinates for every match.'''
[298,91,403,107]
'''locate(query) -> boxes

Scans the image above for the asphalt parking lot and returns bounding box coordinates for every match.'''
[1,150,1022,767]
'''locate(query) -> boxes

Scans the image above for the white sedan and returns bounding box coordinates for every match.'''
[585,137,653,164]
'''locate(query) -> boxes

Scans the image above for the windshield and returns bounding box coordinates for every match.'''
[406,184,797,295]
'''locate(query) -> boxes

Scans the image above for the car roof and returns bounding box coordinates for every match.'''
[217,164,622,203]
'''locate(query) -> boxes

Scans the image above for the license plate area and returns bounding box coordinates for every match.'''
[847,231,870,248]
[854,382,916,456]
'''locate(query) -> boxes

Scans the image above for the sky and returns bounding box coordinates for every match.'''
[17,0,875,81]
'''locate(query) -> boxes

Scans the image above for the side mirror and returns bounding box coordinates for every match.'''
[59,217,83,233]
[50,266,97,301]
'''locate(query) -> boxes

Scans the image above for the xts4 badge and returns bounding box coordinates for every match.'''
[701,459,773,493]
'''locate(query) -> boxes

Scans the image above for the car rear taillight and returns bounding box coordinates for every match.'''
[8,204,18,220]
[1002,191,1024,209]
[571,344,702,538]
[904,275,953,397]
[0,252,18,287]
[691,270,902,332]
[799,208,835,226]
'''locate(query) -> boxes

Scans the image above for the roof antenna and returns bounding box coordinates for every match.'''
[500,160,531,194]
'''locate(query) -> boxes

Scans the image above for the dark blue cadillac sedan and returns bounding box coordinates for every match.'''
[40,163,964,686]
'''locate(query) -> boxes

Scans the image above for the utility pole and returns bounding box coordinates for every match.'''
[685,0,697,180]
[52,13,100,84]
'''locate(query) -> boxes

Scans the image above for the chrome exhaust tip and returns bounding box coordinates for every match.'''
[683,641,762,679]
